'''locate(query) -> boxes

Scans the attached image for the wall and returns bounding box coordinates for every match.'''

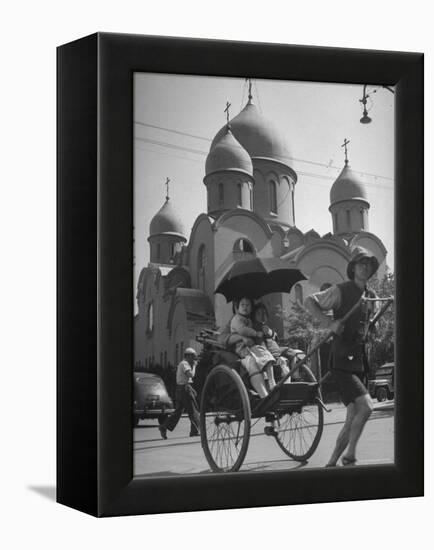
[204,171,254,215]
[253,159,296,226]
[330,199,370,234]
[187,215,215,299]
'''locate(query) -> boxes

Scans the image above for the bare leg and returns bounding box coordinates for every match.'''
[326,403,356,466]
[242,355,269,398]
[249,372,268,398]
[343,394,373,462]
[265,362,276,389]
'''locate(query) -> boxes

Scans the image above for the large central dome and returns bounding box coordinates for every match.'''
[210,101,291,165]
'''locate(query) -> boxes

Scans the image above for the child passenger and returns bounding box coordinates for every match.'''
[251,303,291,381]
[230,297,276,398]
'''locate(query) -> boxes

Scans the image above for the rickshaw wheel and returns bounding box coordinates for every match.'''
[274,398,324,462]
[200,365,251,473]
[296,364,316,382]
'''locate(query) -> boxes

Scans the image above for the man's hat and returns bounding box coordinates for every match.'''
[346,246,379,280]
[184,347,197,356]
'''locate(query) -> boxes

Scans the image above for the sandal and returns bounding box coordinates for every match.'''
[341,456,357,466]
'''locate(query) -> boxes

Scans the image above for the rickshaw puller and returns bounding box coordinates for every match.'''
[305,246,379,467]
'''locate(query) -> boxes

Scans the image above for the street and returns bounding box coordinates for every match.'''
[133,400,394,476]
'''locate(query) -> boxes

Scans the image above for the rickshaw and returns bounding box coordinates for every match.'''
[196,257,328,473]
[197,258,394,473]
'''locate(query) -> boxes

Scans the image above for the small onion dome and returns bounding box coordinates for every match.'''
[149,198,186,239]
[330,164,368,206]
[210,101,291,165]
[205,127,253,176]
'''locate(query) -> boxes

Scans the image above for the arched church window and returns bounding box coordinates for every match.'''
[147,302,154,332]
[360,209,364,229]
[269,180,277,214]
[346,209,351,228]
[249,183,253,210]
[157,243,161,260]
[333,213,338,231]
[218,183,224,205]
[233,238,255,254]
[237,183,242,206]
[198,244,206,291]
[294,283,303,304]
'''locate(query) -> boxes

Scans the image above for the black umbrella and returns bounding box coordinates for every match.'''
[215,257,306,302]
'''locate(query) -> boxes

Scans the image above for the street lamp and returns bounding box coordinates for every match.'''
[359,84,394,124]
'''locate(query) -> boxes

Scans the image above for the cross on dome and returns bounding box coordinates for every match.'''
[224,101,231,126]
[246,78,253,102]
[341,138,350,165]
[165,177,170,200]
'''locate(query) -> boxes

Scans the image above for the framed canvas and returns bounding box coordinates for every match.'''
[57,32,423,517]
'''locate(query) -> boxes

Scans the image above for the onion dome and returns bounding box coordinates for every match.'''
[330,164,368,206]
[210,100,291,165]
[205,127,253,176]
[149,198,186,239]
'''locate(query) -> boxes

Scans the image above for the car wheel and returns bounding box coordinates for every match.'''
[158,414,169,425]
[376,387,387,402]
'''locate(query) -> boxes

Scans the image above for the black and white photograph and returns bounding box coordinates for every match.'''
[133,73,395,477]
[3,0,428,543]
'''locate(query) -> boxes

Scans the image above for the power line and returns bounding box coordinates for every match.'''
[134,121,393,183]
[135,135,393,191]
[135,136,207,156]
[135,121,210,141]
[135,144,203,164]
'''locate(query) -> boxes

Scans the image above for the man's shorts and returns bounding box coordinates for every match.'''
[333,370,368,406]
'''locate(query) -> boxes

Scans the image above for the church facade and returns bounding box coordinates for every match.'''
[134,92,387,370]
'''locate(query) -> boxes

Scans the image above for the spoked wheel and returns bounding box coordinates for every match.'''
[274,398,324,462]
[296,364,316,383]
[200,365,251,472]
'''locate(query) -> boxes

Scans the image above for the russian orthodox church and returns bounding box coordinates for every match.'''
[134,86,387,370]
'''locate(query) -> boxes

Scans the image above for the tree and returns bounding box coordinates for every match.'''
[282,270,395,374]
[283,300,328,352]
[365,271,395,372]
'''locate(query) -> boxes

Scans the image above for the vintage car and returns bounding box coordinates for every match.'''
[368,362,395,402]
[133,372,174,426]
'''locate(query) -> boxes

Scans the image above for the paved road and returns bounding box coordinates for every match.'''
[133,401,394,477]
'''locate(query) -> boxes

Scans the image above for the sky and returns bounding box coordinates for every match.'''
[133,73,395,293]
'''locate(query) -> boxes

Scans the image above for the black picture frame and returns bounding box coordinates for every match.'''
[57,32,423,517]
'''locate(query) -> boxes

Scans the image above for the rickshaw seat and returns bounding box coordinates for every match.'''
[212,350,241,368]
